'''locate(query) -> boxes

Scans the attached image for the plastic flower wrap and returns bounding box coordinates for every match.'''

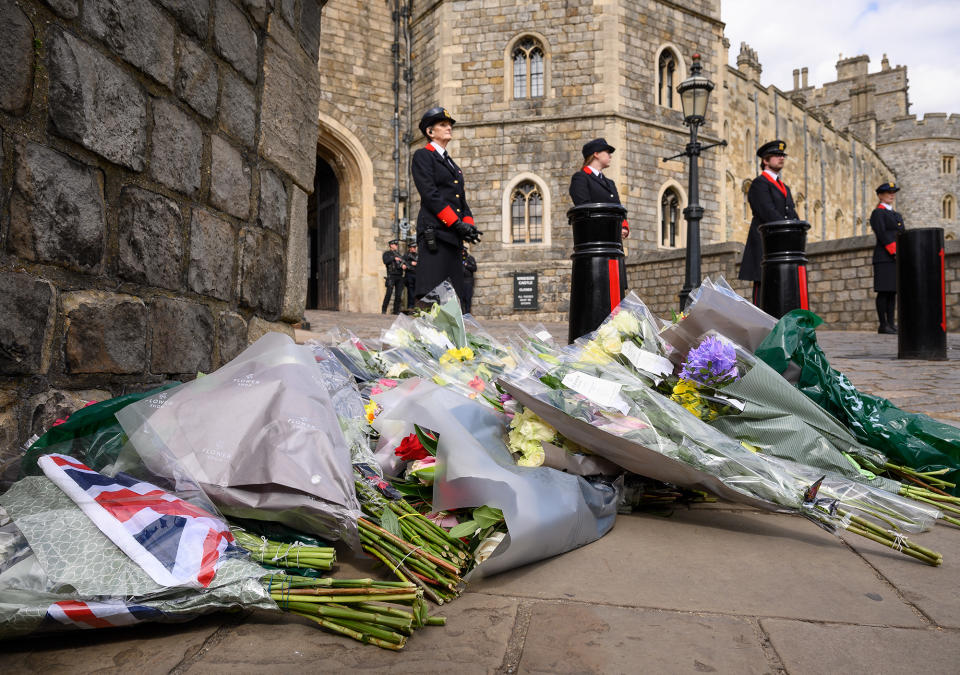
[507,407,556,467]
[498,338,943,565]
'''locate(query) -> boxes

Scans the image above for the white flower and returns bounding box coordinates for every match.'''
[474,531,506,564]
[610,310,640,336]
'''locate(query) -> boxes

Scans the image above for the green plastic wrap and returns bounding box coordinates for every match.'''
[755,310,960,494]
[19,384,180,478]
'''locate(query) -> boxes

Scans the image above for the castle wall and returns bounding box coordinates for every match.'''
[878,114,960,240]
[0,1,325,461]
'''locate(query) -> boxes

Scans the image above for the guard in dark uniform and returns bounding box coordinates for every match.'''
[739,139,798,305]
[403,242,418,310]
[870,182,905,334]
[411,106,481,302]
[462,247,477,314]
[381,239,405,314]
[569,137,631,236]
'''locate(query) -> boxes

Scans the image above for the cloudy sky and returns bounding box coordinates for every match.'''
[721,0,960,118]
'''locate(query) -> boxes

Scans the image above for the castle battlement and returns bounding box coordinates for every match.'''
[879,113,960,142]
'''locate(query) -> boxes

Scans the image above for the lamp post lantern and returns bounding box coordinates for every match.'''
[664,54,725,310]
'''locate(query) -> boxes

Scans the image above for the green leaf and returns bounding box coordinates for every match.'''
[447,520,480,539]
[380,507,402,539]
[472,505,504,529]
[413,424,439,456]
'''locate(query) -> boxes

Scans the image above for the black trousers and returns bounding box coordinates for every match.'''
[876,291,896,327]
[405,277,416,309]
[382,276,404,314]
[462,281,474,314]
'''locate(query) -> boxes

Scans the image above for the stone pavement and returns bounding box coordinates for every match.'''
[3,311,960,674]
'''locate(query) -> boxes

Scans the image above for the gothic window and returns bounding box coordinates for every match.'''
[513,38,544,99]
[660,188,682,248]
[511,181,543,243]
[942,155,956,175]
[943,194,956,220]
[657,49,678,108]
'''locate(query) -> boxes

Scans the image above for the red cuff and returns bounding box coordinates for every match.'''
[885,242,897,255]
[462,215,474,226]
[621,219,630,233]
[437,205,458,226]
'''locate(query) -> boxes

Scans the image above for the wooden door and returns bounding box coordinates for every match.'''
[307,158,339,310]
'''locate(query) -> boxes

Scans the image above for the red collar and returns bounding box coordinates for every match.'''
[582,166,592,174]
[425,144,435,152]
[761,172,787,197]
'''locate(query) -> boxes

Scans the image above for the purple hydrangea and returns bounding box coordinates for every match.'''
[679,336,740,387]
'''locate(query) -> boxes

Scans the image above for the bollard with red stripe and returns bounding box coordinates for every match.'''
[567,203,628,343]
[758,218,812,319]
[897,227,947,360]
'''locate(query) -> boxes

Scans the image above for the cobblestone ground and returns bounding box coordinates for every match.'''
[3,311,959,674]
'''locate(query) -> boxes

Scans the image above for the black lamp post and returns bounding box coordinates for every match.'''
[664,54,725,310]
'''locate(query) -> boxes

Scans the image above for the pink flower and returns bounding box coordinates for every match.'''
[468,376,485,392]
[370,386,383,395]
[379,378,398,388]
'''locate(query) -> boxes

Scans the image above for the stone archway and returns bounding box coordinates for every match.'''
[315,113,381,313]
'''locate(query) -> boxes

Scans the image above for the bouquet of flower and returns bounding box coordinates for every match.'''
[498,340,943,565]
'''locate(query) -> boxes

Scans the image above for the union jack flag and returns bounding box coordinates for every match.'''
[38,454,235,588]
[45,600,165,630]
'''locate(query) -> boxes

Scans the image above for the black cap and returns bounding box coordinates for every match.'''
[757,140,787,158]
[388,239,399,245]
[408,242,417,248]
[876,182,900,194]
[582,137,616,160]
[419,106,456,136]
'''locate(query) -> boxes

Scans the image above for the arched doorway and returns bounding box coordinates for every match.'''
[307,157,339,309]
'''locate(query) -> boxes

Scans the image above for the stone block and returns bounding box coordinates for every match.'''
[242,0,268,26]
[298,0,322,58]
[189,208,236,300]
[257,168,287,235]
[217,311,248,366]
[176,38,218,119]
[259,18,320,189]
[150,99,203,195]
[239,227,284,315]
[281,185,307,321]
[83,0,175,88]
[278,0,295,28]
[117,186,185,290]
[47,28,147,170]
[219,69,256,148]
[10,142,106,273]
[150,298,213,374]
[0,272,55,376]
[158,0,210,40]
[0,1,34,116]
[42,0,79,18]
[210,135,251,219]
[214,0,258,83]
[63,291,147,374]
[247,316,295,344]
[25,388,112,438]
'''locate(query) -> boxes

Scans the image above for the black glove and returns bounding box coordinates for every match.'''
[424,226,438,253]
[452,220,482,244]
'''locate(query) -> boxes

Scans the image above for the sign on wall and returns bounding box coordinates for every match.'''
[513,272,539,310]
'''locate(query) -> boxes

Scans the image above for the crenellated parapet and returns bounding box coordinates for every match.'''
[879,113,960,144]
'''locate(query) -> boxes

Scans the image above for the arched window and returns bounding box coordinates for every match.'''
[658,50,677,108]
[513,38,544,99]
[943,194,956,220]
[660,188,682,248]
[511,181,543,243]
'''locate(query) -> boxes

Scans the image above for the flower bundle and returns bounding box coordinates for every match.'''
[264,574,445,650]
[498,341,943,565]
[232,529,336,572]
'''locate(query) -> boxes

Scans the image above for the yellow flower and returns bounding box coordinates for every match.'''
[670,379,718,422]
[440,346,475,365]
[579,339,613,365]
[364,401,378,423]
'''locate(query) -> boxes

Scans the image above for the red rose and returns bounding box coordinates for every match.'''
[394,433,429,461]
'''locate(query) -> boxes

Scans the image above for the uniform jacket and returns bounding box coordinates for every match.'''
[403,251,418,280]
[412,144,474,246]
[739,172,799,281]
[569,167,630,233]
[870,205,904,264]
[382,249,404,277]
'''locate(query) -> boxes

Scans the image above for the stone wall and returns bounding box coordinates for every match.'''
[0,0,324,461]
[627,237,960,332]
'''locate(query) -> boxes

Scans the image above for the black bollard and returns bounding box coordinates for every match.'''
[897,228,947,360]
[567,203,627,343]
[759,219,811,318]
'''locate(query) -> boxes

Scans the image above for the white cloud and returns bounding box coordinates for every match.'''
[721,0,960,118]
